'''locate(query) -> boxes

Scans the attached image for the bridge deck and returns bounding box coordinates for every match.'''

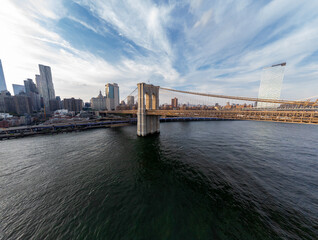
[101,109,318,125]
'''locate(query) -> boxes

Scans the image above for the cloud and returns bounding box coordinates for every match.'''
[194,9,213,28]
[14,0,66,20]
[76,0,173,56]
[0,0,181,101]
[173,0,318,99]
[1,0,318,103]
[0,0,120,101]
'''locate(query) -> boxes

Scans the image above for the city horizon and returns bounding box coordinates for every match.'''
[0,59,299,104]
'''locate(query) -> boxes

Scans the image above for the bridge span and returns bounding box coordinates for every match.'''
[101,109,318,124]
[100,83,318,136]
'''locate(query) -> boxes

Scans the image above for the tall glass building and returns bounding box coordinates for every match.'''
[257,63,286,108]
[36,64,56,111]
[24,79,41,111]
[105,83,119,110]
[0,59,7,92]
[12,84,25,95]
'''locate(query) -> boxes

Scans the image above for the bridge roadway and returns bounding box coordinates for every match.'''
[101,109,318,125]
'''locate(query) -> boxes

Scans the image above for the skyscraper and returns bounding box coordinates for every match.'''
[12,84,25,95]
[0,59,7,91]
[24,78,38,94]
[24,79,41,111]
[0,91,13,113]
[257,63,286,108]
[105,83,119,110]
[127,96,134,106]
[36,64,55,111]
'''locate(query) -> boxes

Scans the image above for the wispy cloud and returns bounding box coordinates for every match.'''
[0,0,318,101]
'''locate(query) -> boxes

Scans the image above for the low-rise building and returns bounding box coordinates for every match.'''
[63,98,83,113]
[90,91,106,110]
[13,94,32,115]
[171,97,178,109]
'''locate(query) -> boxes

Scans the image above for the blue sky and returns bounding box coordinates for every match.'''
[0,0,318,101]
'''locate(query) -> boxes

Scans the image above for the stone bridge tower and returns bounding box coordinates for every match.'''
[137,83,160,136]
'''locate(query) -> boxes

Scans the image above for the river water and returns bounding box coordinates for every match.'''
[1,121,318,239]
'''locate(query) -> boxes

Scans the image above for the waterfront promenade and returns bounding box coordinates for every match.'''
[0,117,232,140]
[0,119,131,140]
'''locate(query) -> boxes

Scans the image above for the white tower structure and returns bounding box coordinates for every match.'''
[257,63,286,108]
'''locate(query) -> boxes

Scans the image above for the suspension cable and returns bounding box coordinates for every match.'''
[159,87,313,105]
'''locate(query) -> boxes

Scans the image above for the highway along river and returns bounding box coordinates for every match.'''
[1,121,317,239]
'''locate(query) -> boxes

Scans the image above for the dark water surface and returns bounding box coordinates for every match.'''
[1,121,318,239]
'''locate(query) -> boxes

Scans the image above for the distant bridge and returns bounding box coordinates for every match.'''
[100,83,318,136]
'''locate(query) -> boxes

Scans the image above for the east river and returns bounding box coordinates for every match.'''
[1,121,317,239]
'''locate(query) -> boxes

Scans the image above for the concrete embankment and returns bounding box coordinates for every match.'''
[0,120,132,140]
[0,117,232,140]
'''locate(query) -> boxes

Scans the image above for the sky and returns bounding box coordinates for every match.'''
[0,0,318,102]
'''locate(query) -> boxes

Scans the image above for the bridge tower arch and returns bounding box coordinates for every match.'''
[137,83,160,136]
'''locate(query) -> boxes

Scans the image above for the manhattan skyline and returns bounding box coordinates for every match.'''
[1,0,318,102]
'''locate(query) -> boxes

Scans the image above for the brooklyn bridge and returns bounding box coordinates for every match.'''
[101,83,318,136]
